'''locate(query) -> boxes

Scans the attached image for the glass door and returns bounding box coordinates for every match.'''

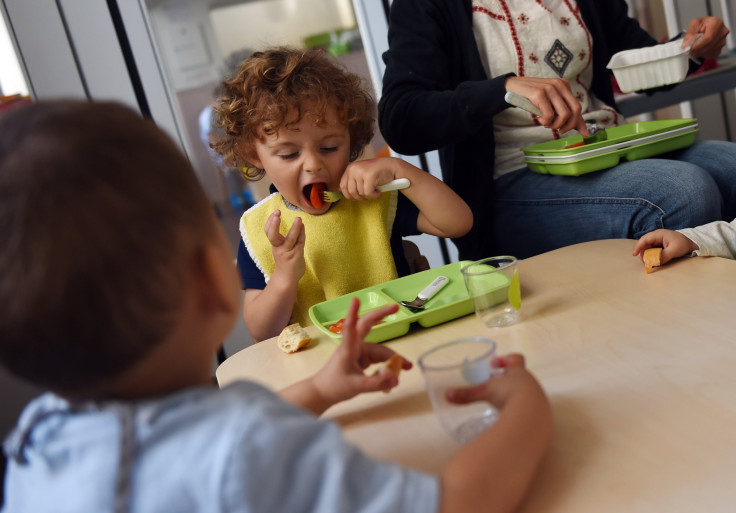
[1,0,450,265]
[138,0,370,234]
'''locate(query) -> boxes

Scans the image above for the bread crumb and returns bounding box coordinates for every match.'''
[277,323,311,353]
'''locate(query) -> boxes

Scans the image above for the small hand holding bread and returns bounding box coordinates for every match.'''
[278,323,311,353]
[643,247,662,274]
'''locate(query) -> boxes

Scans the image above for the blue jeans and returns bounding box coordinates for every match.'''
[492,140,736,258]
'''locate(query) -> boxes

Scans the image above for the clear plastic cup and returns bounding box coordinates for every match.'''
[461,256,521,328]
[418,337,500,443]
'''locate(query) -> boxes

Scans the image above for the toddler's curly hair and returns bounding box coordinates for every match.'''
[212,47,376,180]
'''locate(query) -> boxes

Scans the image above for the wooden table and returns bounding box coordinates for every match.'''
[217,239,736,513]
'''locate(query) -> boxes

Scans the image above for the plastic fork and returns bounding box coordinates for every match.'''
[322,178,410,203]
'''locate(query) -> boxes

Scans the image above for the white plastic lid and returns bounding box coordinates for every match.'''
[607,40,688,70]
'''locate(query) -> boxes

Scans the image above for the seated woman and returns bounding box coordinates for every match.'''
[379,0,736,260]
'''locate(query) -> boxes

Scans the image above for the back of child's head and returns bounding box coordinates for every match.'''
[213,46,375,179]
[0,100,216,398]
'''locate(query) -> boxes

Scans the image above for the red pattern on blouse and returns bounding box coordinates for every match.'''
[473,1,525,76]
[535,0,551,13]
[472,5,505,21]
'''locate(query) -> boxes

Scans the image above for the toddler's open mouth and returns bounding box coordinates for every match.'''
[303,183,326,208]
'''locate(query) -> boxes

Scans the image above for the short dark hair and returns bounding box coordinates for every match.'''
[0,101,216,396]
[212,47,376,180]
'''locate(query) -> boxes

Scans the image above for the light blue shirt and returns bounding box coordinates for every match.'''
[3,381,440,513]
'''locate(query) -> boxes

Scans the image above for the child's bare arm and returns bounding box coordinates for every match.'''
[280,302,551,509]
[439,354,553,513]
[632,229,698,266]
[340,157,473,238]
[243,212,305,341]
[279,298,412,414]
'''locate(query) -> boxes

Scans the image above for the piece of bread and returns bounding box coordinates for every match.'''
[375,354,403,393]
[643,247,662,274]
[277,323,311,353]
[380,354,403,376]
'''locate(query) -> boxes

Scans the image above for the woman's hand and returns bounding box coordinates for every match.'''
[683,16,729,59]
[505,76,589,136]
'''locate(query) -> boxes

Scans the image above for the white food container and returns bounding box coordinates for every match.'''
[607,40,690,93]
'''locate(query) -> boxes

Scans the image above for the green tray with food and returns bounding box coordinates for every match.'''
[522,118,697,156]
[521,119,698,176]
[308,261,477,343]
[524,129,697,176]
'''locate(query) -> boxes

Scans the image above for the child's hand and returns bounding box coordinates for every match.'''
[440,353,552,512]
[339,158,397,201]
[311,298,412,408]
[265,210,305,284]
[632,229,698,265]
[445,354,544,411]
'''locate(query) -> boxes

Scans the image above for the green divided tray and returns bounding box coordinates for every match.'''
[309,261,477,343]
[522,119,698,176]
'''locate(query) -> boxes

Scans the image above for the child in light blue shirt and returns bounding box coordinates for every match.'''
[0,101,551,513]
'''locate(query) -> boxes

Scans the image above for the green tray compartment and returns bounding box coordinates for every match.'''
[522,118,697,157]
[309,261,475,343]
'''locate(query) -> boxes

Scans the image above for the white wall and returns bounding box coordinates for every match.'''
[210,0,355,55]
[147,0,223,91]
[0,13,28,96]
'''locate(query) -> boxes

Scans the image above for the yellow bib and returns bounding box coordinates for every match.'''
[240,193,399,325]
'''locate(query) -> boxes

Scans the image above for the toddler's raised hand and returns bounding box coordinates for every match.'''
[312,298,412,407]
[265,210,305,285]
